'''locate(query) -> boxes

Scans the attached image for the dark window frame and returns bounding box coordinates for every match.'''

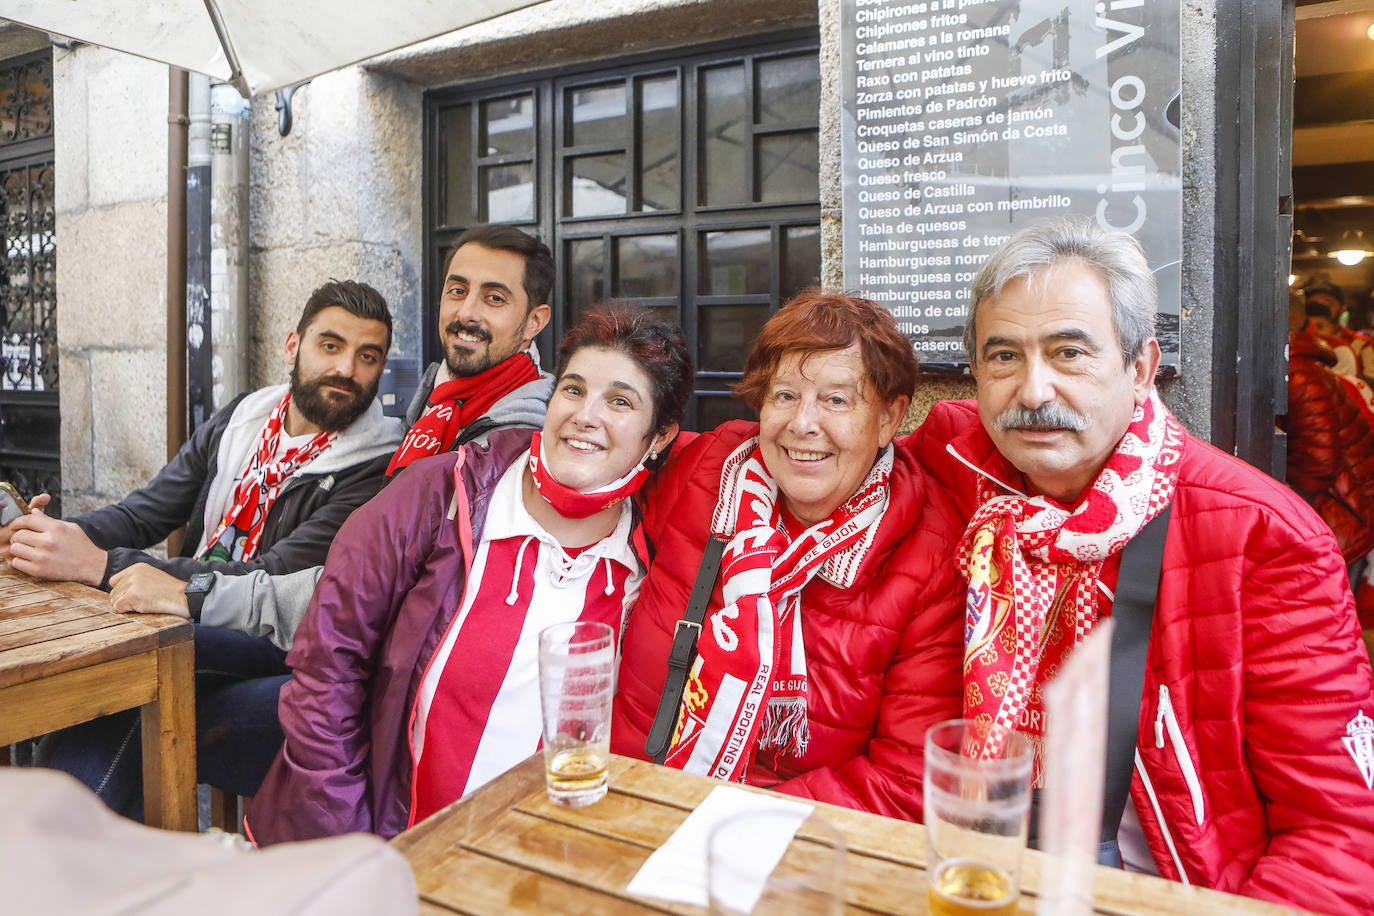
[423,30,820,430]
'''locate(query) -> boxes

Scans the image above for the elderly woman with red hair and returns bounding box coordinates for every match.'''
[613,291,965,820]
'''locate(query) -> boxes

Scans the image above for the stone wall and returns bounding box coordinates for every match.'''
[245,67,424,391]
[53,45,170,513]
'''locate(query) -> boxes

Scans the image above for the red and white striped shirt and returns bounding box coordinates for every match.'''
[408,458,642,823]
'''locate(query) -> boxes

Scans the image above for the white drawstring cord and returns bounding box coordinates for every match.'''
[506,535,535,605]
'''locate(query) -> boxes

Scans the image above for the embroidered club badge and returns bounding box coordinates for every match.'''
[1342,710,1374,790]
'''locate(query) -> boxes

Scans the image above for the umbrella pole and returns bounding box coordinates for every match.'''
[166,67,189,556]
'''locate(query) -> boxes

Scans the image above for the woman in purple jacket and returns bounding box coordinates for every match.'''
[248,307,691,843]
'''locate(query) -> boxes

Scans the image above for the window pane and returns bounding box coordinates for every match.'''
[568,82,626,148]
[698,395,755,429]
[481,94,534,157]
[615,234,679,299]
[567,153,627,217]
[482,162,534,222]
[757,131,819,203]
[566,238,607,317]
[756,54,820,126]
[638,75,680,212]
[701,228,771,295]
[438,105,473,226]
[699,304,771,372]
[782,225,822,299]
[702,64,747,206]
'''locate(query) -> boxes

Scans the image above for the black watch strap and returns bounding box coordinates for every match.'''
[184,572,215,621]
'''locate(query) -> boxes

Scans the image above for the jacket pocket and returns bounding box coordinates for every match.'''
[1153,684,1205,825]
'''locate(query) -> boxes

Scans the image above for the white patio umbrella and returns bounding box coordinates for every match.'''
[0,0,547,96]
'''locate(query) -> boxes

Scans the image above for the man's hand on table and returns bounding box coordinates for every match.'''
[0,492,51,559]
[109,563,191,617]
[5,497,107,587]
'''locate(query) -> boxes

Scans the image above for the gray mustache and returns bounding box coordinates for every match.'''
[993,402,1089,433]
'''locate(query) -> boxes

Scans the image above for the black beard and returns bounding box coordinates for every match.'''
[290,362,377,432]
[443,319,501,376]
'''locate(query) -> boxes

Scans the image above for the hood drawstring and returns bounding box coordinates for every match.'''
[506,536,623,604]
[506,536,536,606]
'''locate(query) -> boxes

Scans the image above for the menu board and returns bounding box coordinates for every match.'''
[839,0,1181,369]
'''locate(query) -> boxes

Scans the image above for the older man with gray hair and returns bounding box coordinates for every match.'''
[908,218,1374,913]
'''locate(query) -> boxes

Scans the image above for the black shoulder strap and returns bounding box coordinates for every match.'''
[1028,504,1171,861]
[1100,503,1171,846]
[644,537,727,763]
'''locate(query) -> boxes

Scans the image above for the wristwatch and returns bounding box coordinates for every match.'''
[184,571,215,621]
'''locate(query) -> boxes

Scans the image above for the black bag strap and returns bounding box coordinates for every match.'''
[1099,502,1171,846]
[644,536,727,763]
[1029,503,1170,859]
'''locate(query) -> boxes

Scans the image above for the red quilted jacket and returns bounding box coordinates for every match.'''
[909,400,1374,915]
[1283,330,1374,563]
[613,420,967,820]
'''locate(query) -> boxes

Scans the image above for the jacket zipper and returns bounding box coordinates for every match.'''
[1154,684,1205,825]
[1134,750,1190,885]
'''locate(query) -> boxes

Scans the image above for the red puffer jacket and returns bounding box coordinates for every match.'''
[909,400,1374,915]
[613,421,966,821]
[1284,330,1374,563]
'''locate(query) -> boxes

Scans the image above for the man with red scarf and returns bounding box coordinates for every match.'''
[908,219,1374,914]
[388,223,553,472]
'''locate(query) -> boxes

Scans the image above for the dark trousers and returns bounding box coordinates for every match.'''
[40,624,290,820]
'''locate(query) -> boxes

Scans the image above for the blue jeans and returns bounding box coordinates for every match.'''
[40,624,289,820]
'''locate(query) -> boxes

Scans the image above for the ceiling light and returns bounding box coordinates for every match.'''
[1367,21,1374,40]
[1330,229,1373,266]
[1289,273,1298,286]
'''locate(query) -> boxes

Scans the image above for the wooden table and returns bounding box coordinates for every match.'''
[0,562,196,831]
[394,754,1303,915]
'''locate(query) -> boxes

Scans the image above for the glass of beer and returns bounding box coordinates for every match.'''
[707,808,845,915]
[924,719,1034,916]
[537,620,615,806]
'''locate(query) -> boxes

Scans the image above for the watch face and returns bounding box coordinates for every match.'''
[187,572,215,594]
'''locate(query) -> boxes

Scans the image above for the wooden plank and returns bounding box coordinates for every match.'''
[420,843,681,916]
[0,605,117,632]
[0,620,162,689]
[0,613,132,652]
[459,809,691,914]
[0,652,158,745]
[141,634,197,831]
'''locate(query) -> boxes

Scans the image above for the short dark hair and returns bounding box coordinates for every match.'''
[734,289,919,412]
[1303,281,1345,309]
[555,305,693,434]
[297,279,393,352]
[453,224,555,312]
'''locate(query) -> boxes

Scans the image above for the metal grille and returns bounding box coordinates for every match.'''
[1,161,57,393]
[0,50,58,513]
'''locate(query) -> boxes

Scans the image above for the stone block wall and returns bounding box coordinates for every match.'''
[246,67,424,391]
[53,45,170,513]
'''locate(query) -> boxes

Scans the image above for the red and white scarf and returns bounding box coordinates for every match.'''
[957,389,1184,780]
[387,351,541,476]
[662,437,891,782]
[198,390,337,562]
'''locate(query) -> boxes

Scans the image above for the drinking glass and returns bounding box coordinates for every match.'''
[924,719,1034,916]
[537,620,615,806]
[707,808,845,915]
